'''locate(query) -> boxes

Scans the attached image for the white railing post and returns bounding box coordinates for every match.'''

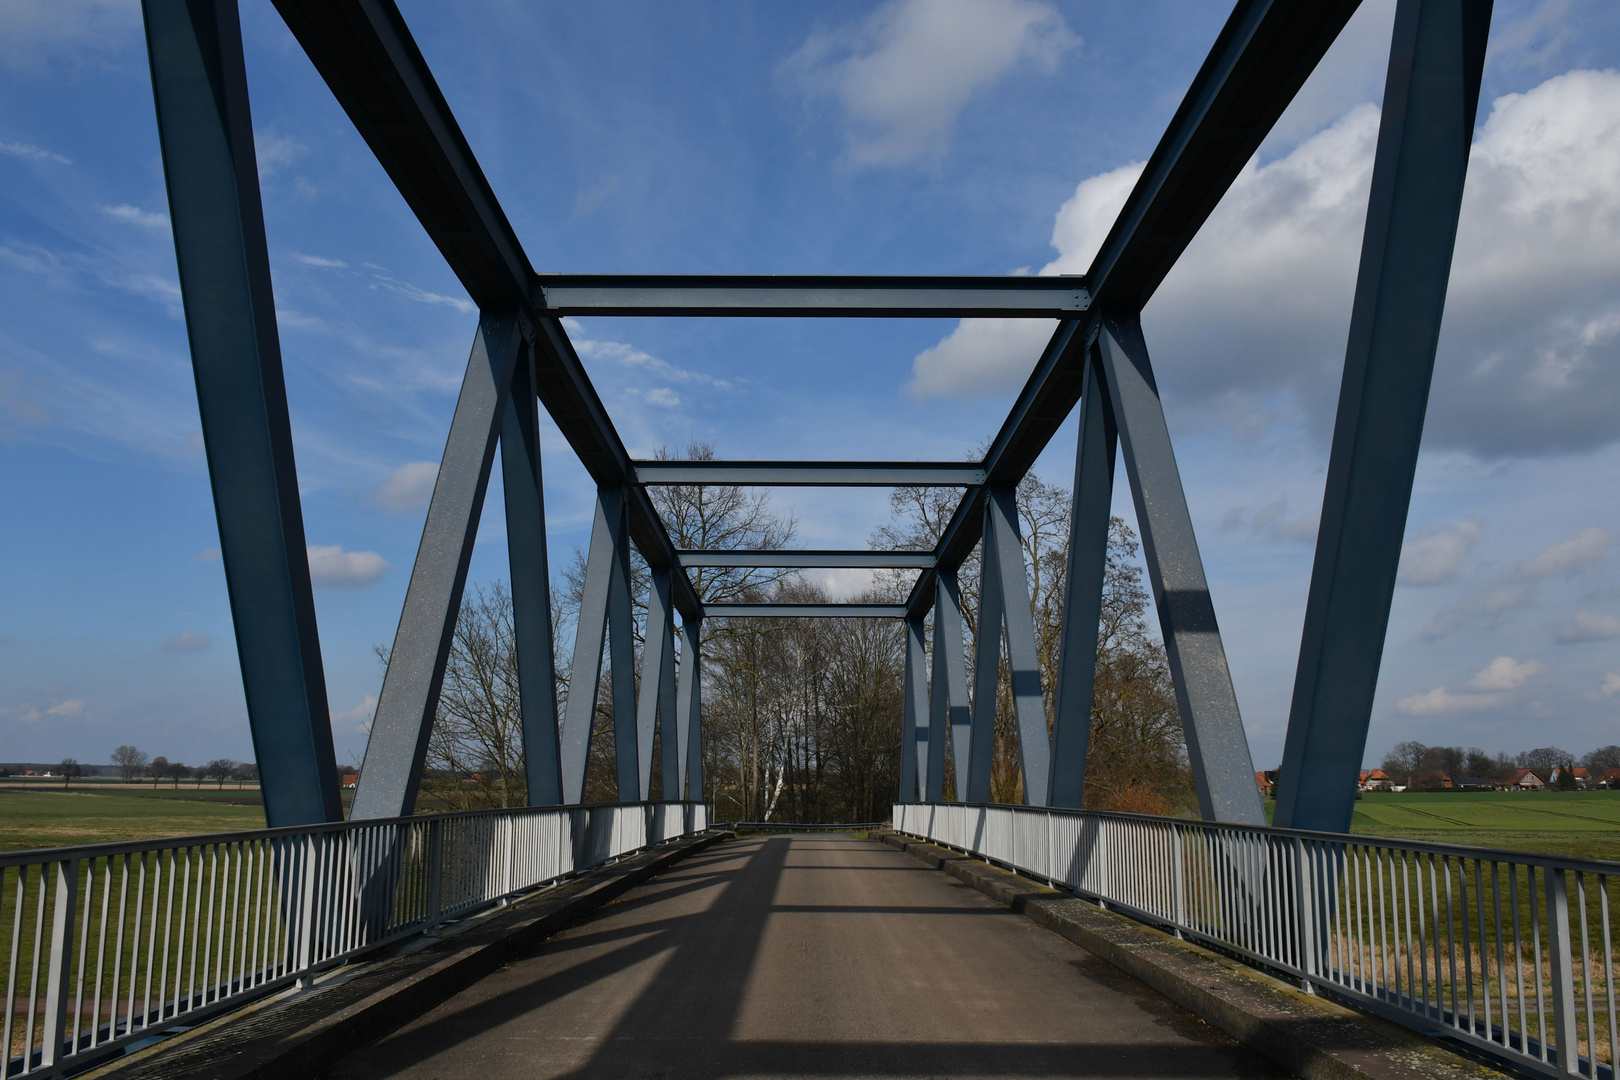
[39,857,79,1068]
[296,834,319,976]
[1292,837,1315,990]
[1546,867,1581,1075]
[1172,825,1187,937]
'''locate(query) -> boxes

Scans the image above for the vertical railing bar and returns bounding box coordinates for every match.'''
[3,867,25,1071]
[1444,855,1460,1028]
[1579,872,1596,1078]
[1600,877,1617,1078]
[71,859,94,1053]
[26,863,48,1067]
[1532,868,1549,1062]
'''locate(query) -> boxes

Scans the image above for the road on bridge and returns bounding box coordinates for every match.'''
[327,835,1287,1079]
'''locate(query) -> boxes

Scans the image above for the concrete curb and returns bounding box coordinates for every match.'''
[87,830,731,1080]
[881,831,1509,1080]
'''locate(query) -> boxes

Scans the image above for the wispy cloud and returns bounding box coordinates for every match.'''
[1517,527,1615,579]
[99,204,169,229]
[784,0,1077,166]
[1398,521,1481,586]
[0,139,71,165]
[46,698,86,717]
[1556,611,1620,643]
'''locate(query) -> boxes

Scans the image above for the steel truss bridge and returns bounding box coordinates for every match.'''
[24,1,1611,1078]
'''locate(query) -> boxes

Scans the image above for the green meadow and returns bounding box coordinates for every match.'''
[0,781,266,852]
[1343,790,1620,862]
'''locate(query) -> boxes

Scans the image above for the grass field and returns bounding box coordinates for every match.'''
[1340,790,1620,861]
[0,781,266,852]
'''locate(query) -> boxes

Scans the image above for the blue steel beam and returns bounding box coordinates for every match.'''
[352,314,524,820]
[1097,316,1263,826]
[656,608,680,802]
[677,550,935,570]
[899,617,927,803]
[142,0,340,827]
[1048,350,1119,809]
[677,617,704,800]
[636,568,674,801]
[500,343,563,806]
[1275,0,1493,834]
[559,488,629,804]
[705,604,909,618]
[932,573,973,801]
[985,487,1052,806]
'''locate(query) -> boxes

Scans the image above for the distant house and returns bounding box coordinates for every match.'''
[1509,769,1546,790]
[338,771,359,789]
[1358,769,1393,792]
[1547,766,1591,789]
[1575,767,1592,789]
[1454,776,1496,791]
[1599,768,1620,790]
[1415,771,1453,790]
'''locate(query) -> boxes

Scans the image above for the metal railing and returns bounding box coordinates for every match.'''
[896,801,1620,1079]
[2,800,707,1078]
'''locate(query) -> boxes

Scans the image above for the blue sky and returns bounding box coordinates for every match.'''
[3,0,1620,775]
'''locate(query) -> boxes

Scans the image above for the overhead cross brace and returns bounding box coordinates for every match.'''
[677,550,935,569]
[535,275,1090,317]
[636,461,983,487]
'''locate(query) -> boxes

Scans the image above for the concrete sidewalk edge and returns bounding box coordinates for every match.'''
[85,830,732,1080]
[880,831,1508,1080]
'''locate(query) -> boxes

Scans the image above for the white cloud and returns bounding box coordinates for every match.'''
[643,387,680,407]
[1397,521,1480,586]
[1220,498,1319,544]
[908,161,1139,398]
[1602,671,1620,698]
[784,0,1076,166]
[1398,655,1542,715]
[46,698,86,717]
[911,69,1620,457]
[3,704,42,724]
[0,139,71,165]
[163,631,210,652]
[306,545,390,588]
[100,204,169,229]
[190,547,221,562]
[332,694,377,732]
[1516,527,1614,579]
[572,336,730,390]
[1556,611,1620,643]
[1397,687,1503,716]
[1467,656,1545,692]
[372,461,439,513]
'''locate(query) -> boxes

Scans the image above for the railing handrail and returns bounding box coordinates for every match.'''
[0,799,708,868]
[910,799,1620,875]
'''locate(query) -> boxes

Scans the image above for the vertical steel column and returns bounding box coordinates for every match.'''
[656,604,680,801]
[607,503,638,802]
[1097,315,1263,825]
[899,616,927,803]
[967,514,1005,804]
[1049,348,1118,808]
[636,567,674,800]
[500,341,562,806]
[933,572,972,800]
[1274,0,1492,834]
[351,314,523,819]
[985,487,1052,806]
[558,487,631,804]
[677,617,704,800]
[142,0,339,826]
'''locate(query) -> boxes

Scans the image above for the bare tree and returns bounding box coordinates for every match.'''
[422,582,527,810]
[204,759,239,790]
[58,758,81,788]
[111,745,149,783]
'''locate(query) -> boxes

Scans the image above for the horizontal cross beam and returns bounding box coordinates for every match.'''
[635,461,983,487]
[533,275,1089,317]
[676,550,934,569]
[704,603,908,618]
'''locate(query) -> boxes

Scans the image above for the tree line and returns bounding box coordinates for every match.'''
[109,745,256,788]
[1378,741,1620,789]
[414,442,1195,823]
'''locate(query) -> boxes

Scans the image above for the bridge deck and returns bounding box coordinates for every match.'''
[328,835,1288,1079]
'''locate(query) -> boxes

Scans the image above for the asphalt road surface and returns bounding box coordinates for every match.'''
[326,835,1288,1079]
